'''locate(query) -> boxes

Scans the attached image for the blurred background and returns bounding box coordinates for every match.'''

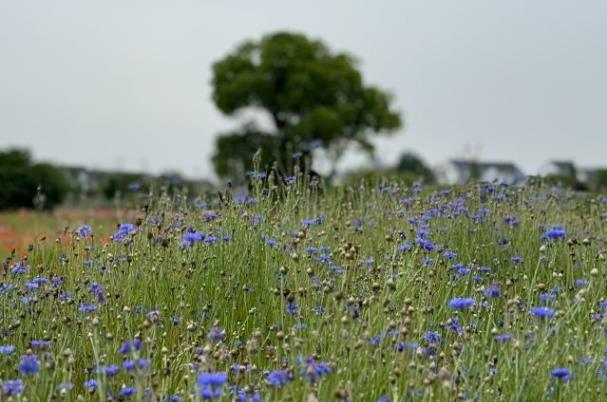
[1,0,607,213]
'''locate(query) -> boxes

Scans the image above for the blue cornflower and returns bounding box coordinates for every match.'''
[98,364,120,376]
[0,345,15,355]
[423,331,442,344]
[31,340,51,349]
[121,386,136,397]
[2,379,24,396]
[204,235,217,244]
[229,386,262,402]
[415,237,435,251]
[494,333,512,343]
[551,368,571,380]
[119,339,143,355]
[443,251,457,260]
[203,212,219,222]
[77,224,93,237]
[511,256,524,264]
[444,317,463,335]
[84,379,98,390]
[448,297,475,309]
[397,242,412,252]
[312,306,325,315]
[11,262,30,274]
[58,291,73,302]
[79,303,97,313]
[504,215,519,226]
[544,227,566,240]
[122,358,150,372]
[531,306,555,318]
[112,223,137,242]
[88,282,106,302]
[483,284,501,298]
[286,302,299,316]
[267,370,293,387]
[207,325,225,342]
[18,354,40,375]
[197,372,228,400]
[300,358,331,383]
[181,231,204,248]
[540,292,557,303]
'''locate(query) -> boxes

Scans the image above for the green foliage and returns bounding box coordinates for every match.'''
[395,152,435,183]
[211,32,402,178]
[100,173,146,200]
[3,181,607,400]
[544,174,588,191]
[0,148,69,210]
[586,169,607,192]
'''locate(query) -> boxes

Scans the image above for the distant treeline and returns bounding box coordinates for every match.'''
[0,149,212,210]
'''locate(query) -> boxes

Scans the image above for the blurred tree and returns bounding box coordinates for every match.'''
[100,173,146,200]
[0,149,69,210]
[211,32,402,179]
[395,152,435,183]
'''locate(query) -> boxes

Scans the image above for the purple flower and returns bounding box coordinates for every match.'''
[18,354,40,375]
[511,256,524,264]
[0,345,15,355]
[207,325,225,342]
[112,223,137,242]
[551,368,571,381]
[2,379,24,396]
[84,379,98,390]
[494,333,512,343]
[181,231,204,248]
[121,386,136,397]
[448,297,475,309]
[119,339,143,355]
[267,370,293,387]
[544,227,566,240]
[77,224,93,237]
[286,302,299,316]
[423,331,442,344]
[197,372,228,399]
[483,284,500,298]
[79,303,97,313]
[300,357,331,383]
[531,306,555,318]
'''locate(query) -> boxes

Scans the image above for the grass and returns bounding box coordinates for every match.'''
[1,178,607,401]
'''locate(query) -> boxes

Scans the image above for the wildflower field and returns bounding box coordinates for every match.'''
[2,178,607,401]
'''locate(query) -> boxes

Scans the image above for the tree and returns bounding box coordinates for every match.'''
[0,149,69,210]
[395,152,435,183]
[211,32,402,179]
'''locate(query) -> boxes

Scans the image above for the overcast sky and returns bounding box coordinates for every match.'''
[1,0,606,179]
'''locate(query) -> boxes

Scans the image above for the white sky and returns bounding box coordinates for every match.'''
[1,0,606,180]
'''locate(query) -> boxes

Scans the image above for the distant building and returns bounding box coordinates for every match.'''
[440,159,525,185]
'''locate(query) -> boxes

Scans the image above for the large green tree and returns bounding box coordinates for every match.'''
[211,32,402,179]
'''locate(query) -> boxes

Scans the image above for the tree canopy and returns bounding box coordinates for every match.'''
[0,149,69,210]
[395,151,436,183]
[211,32,402,179]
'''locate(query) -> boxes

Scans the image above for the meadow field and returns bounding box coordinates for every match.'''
[1,178,607,401]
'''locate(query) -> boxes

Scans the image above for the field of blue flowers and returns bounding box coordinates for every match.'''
[2,177,607,401]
